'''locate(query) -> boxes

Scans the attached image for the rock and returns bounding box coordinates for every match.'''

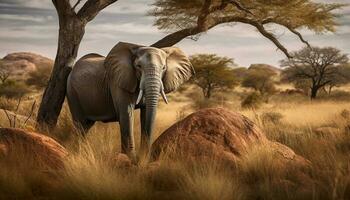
[152,108,311,170]
[1,52,53,81]
[151,108,313,195]
[268,142,311,170]
[0,128,68,169]
[152,108,268,165]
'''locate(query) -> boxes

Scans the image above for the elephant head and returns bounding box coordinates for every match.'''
[104,42,194,153]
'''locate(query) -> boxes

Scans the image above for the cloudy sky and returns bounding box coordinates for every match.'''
[0,0,349,67]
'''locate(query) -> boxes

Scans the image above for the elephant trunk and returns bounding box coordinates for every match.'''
[142,66,162,152]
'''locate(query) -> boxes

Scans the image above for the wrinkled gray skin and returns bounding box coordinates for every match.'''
[67,42,194,160]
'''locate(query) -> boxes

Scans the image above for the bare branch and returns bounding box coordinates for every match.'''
[3,109,13,127]
[226,0,254,15]
[77,0,119,22]
[215,16,292,58]
[262,20,311,48]
[22,101,36,128]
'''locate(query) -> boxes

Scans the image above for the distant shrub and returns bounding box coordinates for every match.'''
[241,92,262,109]
[0,80,30,98]
[261,112,284,124]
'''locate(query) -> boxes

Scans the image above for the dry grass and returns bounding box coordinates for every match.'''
[1,86,350,199]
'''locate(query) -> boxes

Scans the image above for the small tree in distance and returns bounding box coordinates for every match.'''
[241,67,277,102]
[281,46,349,99]
[325,64,350,94]
[190,54,238,99]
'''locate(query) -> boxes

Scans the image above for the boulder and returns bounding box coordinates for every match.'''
[1,52,53,81]
[152,108,268,165]
[0,128,68,169]
[151,108,312,194]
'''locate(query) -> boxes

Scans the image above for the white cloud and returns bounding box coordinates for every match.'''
[0,14,53,22]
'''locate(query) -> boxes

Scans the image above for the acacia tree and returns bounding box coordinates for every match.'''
[325,64,350,94]
[241,67,277,102]
[149,0,343,57]
[37,0,118,129]
[190,54,238,99]
[281,47,349,99]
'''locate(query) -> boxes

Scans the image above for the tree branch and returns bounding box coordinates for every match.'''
[151,27,201,48]
[262,20,311,48]
[77,0,118,22]
[226,0,253,15]
[152,15,292,58]
[52,0,74,18]
[216,16,292,58]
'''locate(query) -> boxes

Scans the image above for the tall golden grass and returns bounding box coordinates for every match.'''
[1,87,350,199]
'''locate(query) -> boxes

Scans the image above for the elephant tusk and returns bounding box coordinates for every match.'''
[136,89,143,104]
[161,89,168,104]
[160,81,168,104]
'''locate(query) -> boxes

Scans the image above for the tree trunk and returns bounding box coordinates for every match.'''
[310,86,318,99]
[37,17,85,129]
[328,85,334,95]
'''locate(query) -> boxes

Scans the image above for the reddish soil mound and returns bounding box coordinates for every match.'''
[0,128,67,169]
[152,108,267,164]
[151,108,312,190]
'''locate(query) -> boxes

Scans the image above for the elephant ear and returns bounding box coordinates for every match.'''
[161,47,195,93]
[104,42,143,93]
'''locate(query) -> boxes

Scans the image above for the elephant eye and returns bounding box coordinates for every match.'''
[135,64,142,69]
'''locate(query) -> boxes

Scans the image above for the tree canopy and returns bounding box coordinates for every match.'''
[281,46,349,99]
[149,0,344,57]
[190,54,238,98]
[241,67,277,99]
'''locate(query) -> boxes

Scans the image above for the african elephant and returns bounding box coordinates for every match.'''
[66,42,194,160]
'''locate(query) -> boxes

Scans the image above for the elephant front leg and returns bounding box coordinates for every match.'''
[118,104,136,162]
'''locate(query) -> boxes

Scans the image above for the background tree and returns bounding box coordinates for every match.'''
[325,64,350,94]
[241,67,277,102]
[190,54,238,99]
[149,0,343,58]
[37,0,119,129]
[281,46,349,99]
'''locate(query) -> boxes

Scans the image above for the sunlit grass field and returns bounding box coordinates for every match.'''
[1,84,350,199]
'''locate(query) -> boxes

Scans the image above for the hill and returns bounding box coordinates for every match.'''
[0,52,53,81]
[248,64,281,74]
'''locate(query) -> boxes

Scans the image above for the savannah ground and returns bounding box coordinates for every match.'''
[0,82,349,200]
